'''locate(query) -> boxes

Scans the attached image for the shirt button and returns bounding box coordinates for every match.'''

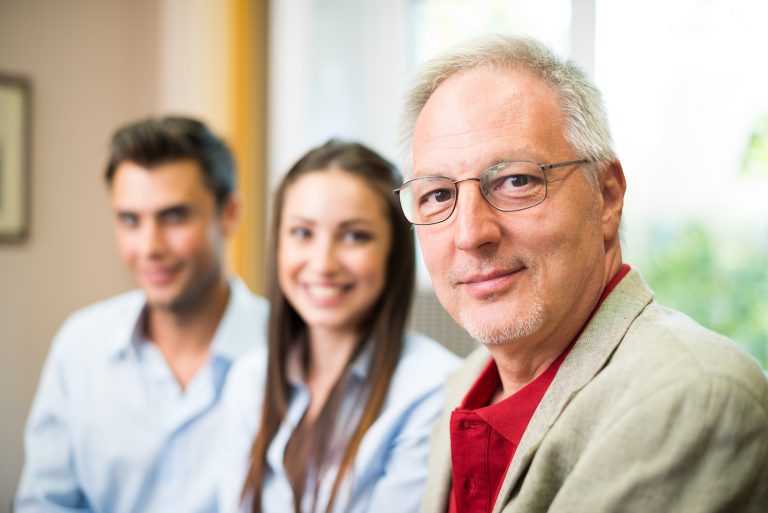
[464,476,476,491]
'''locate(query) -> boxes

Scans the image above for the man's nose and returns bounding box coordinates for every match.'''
[139,220,167,258]
[452,181,503,251]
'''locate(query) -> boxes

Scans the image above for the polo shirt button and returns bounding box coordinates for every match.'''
[464,476,476,491]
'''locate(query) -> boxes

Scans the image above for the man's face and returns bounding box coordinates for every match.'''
[412,66,613,349]
[110,159,236,312]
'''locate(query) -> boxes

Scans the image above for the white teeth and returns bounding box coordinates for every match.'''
[309,285,344,299]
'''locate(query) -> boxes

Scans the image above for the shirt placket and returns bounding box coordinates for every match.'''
[450,410,492,513]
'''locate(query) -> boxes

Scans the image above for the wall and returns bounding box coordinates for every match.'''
[0,0,232,507]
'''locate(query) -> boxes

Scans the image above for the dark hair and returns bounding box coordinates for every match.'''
[242,140,415,513]
[104,116,236,206]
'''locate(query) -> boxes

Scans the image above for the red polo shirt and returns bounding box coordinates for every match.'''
[447,264,630,513]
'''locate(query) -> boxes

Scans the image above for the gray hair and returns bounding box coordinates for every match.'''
[399,34,616,187]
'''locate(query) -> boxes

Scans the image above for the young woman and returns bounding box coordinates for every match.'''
[217,140,460,513]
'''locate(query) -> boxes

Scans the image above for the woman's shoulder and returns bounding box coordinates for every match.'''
[390,330,462,389]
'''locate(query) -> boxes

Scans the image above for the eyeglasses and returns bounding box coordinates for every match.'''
[394,159,590,225]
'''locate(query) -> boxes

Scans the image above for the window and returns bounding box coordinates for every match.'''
[596,0,768,366]
[411,0,572,64]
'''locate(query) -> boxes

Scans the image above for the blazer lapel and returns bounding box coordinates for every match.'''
[492,269,654,512]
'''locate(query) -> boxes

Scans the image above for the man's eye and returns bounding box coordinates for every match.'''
[421,188,455,204]
[493,174,536,190]
[289,227,311,239]
[161,209,189,224]
[117,213,138,227]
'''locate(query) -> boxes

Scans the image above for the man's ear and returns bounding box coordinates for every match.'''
[601,160,626,243]
[219,192,242,237]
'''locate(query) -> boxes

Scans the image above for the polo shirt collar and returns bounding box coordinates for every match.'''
[461,352,571,446]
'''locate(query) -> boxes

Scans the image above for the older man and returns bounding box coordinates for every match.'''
[396,35,768,513]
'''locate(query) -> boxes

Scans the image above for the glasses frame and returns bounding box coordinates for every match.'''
[394,159,591,225]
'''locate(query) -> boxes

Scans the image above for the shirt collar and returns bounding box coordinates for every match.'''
[106,276,255,363]
[106,291,148,360]
[462,349,571,446]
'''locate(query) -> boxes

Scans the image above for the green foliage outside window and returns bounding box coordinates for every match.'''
[742,114,768,178]
[638,223,768,368]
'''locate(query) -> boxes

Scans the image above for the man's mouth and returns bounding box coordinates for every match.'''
[457,267,525,298]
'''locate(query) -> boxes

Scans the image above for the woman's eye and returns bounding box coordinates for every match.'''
[343,230,373,243]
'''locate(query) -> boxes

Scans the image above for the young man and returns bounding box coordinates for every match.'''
[395,35,768,512]
[16,116,269,513]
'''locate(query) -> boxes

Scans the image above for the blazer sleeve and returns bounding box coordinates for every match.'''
[527,374,768,513]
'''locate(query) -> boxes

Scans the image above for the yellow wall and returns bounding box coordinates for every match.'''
[228,0,268,295]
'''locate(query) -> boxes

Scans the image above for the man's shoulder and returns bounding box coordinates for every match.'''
[596,302,768,416]
[624,303,763,380]
[57,290,144,341]
[212,279,269,359]
[514,303,768,513]
[231,278,269,312]
[224,278,269,334]
[42,290,144,375]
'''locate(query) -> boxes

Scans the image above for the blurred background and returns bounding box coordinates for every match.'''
[0,0,766,507]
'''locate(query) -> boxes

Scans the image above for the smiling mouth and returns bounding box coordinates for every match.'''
[305,283,354,303]
[142,267,180,286]
[458,268,524,298]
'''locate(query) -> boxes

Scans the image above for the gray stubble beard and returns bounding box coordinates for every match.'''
[457,289,545,346]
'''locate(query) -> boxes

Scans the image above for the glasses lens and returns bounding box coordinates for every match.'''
[482,161,546,212]
[401,177,457,224]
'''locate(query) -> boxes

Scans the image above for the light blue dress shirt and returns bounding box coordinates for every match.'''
[15,278,269,513]
[216,331,461,513]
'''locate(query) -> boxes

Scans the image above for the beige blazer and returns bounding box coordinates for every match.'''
[421,269,768,513]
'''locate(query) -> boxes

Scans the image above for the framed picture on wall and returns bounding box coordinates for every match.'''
[0,73,31,243]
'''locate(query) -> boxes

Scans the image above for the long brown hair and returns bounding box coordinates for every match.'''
[242,140,415,513]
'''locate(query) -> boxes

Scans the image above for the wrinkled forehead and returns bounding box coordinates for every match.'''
[411,67,569,178]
